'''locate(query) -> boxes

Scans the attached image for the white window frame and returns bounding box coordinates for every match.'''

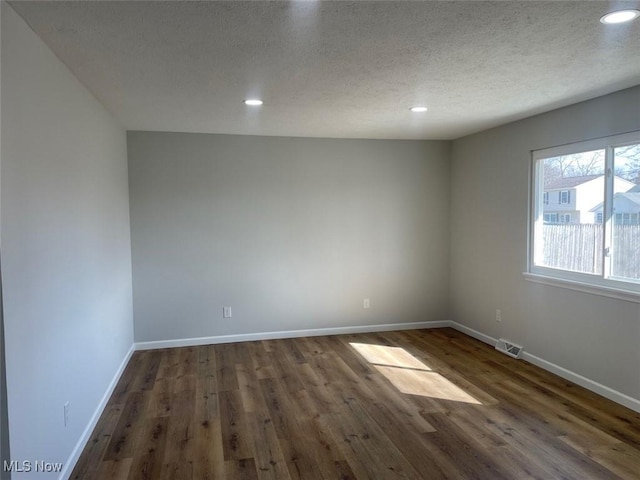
[526,131,640,303]
[560,190,571,204]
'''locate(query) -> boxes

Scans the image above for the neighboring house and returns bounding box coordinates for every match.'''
[543,174,636,224]
[590,192,640,225]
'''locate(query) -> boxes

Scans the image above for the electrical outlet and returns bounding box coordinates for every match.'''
[223,306,232,318]
[64,402,70,427]
[496,309,502,323]
[363,298,370,309]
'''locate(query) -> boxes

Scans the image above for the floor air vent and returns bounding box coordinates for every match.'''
[495,338,523,359]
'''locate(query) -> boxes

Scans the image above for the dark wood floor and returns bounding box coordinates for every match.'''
[71,328,640,479]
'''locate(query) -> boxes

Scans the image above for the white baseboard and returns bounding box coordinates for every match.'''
[135,320,451,350]
[447,321,640,414]
[520,351,640,413]
[448,321,497,345]
[59,343,135,480]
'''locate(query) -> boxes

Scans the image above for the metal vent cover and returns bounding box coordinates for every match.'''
[495,338,523,359]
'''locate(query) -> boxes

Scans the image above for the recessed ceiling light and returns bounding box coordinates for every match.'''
[244,99,263,106]
[600,9,640,24]
[410,106,428,113]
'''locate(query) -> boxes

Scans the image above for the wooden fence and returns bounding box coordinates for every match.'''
[541,224,640,279]
[611,225,640,279]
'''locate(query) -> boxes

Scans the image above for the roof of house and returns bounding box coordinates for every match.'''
[627,184,640,193]
[621,192,640,208]
[545,174,601,190]
[589,192,640,212]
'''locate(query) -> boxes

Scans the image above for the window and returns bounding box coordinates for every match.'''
[616,213,629,225]
[529,132,640,296]
[614,213,640,225]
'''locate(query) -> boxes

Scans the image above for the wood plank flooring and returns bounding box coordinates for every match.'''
[71,328,640,479]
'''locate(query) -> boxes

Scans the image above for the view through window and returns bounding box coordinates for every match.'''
[531,133,640,289]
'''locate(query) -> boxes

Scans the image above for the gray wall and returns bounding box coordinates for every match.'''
[128,132,450,342]
[1,4,133,477]
[450,85,640,401]
[0,2,9,478]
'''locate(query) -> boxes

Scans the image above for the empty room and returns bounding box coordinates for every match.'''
[2,1,640,479]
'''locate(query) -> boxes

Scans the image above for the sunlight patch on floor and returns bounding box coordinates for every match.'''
[349,342,482,404]
[349,342,432,370]
[375,366,482,404]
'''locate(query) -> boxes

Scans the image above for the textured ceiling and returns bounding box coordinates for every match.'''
[8,0,640,140]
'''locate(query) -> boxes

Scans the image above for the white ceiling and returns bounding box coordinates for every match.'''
[9,0,640,140]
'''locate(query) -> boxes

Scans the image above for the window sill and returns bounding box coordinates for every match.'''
[523,272,640,304]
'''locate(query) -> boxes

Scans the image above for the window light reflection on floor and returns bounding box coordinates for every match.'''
[349,342,430,370]
[350,342,481,405]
